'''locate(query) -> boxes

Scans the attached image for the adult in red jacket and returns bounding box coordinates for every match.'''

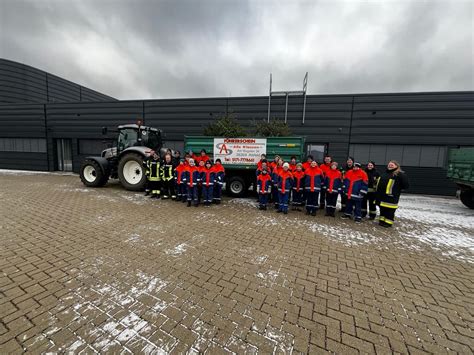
[291,163,305,210]
[302,155,314,171]
[323,162,342,217]
[194,149,210,165]
[341,162,368,222]
[319,155,332,209]
[212,158,225,204]
[277,163,293,214]
[271,159,284,209]
[304,161,323,216]
[256,154,267,171]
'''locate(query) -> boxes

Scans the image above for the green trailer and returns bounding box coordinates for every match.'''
[447,147,474,209]
[184,136,305,197]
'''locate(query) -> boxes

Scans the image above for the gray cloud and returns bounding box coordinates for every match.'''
[0,0,472,99]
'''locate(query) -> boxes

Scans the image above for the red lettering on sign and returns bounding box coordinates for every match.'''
[219,144,228,154]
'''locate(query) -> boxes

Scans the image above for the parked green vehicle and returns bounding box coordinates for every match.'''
[184,136,305,197]
[447,147,474,209]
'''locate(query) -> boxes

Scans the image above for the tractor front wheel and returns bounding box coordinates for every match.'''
[118,153,146,191]
[80,160,108,187]
[460,189,474,209]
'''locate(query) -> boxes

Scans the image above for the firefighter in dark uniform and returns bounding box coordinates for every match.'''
[142,151,153,196]
[376,160,409,227]
[145,151,161,198]
[160,153,176,199]
[362,161,380,219]
[339,156,354,212]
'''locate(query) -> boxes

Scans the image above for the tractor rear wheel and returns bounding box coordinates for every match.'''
[118,153,146,191]
[80,160,108,187]
[460,189,474,209]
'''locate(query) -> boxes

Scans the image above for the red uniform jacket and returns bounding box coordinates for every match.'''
[302,162,312,171]
[292,171,305,192]
[320,163,331,177]
[304,166,323,192]
[324,169,342,193]
[277,170,293,194]
[175,164,186,184]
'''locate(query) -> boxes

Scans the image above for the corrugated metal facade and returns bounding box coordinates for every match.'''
[0,59,116,103]
[0,60,472,195]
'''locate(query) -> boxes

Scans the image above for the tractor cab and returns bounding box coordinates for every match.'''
[117,124,162,153]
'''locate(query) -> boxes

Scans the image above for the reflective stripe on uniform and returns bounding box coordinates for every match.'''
[384,218,394,225]
[380,201,398,209]
[386,179,394,195]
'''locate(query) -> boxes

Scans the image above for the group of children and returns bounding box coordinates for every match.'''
[256,154,382,223]
[143,149,225,207]
[143,149,408,227]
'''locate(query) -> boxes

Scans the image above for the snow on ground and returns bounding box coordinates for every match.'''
[237,195,474,263]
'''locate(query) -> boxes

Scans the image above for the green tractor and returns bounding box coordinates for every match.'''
[79,124,163,191]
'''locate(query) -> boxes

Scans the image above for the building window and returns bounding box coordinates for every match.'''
[349,144,447,168]
[306,144,327,163]
[0,138,46,153]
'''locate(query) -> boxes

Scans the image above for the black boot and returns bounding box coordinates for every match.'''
[187,201,191,207]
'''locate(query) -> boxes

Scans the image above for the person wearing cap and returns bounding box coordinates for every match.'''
[200,160,215,206]
[183,158,200,207]
[291,163,305,211]
[319,155,332,209]
[277,162,294,214]
[257,154,267,171]
[212,158,225,204]
[323,161,342,217]
[376,160,409,227]
[174,159,187,202]
[341,162,368,223]
[160,153,176,199]
[143,150,162,198]
[363,161,380,219]
[340,156,355,212]
[304,160,324,216]
[271,158,284,209]
[256,167,272,210]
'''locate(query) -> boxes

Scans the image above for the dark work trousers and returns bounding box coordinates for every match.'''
[202,185,214,203]
[148,180,161,196]
[259,193,269,208]
[187,185,199,205]
[319,188,326,208]
[345,199,362,221]
[272,185,279,208]
[379,206,397,226]
[213,183,223,203]
[292,189,304,207]
[278,192,290,213]
[325,192,338,216]
[362,192,377,218]
[161,180,175,199]
[340,193,348,212]
[306,191,319,214]
[179,183,187,202]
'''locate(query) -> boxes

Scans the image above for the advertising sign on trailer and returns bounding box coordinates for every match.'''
[213,138,267,165]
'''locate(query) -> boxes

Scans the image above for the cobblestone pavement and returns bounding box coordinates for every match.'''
[1,172,473,354]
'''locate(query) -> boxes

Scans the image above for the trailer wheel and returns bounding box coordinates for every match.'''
[118,153,146,191]
[80,160,108,187]
[460,189,474,209]
[226,176,247,197]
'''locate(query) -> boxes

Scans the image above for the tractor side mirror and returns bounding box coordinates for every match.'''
[102,127,108,135]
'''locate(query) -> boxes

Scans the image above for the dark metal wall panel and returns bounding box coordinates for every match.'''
[402,167,457,195]
[47,74,81,102]
[0,152,48,170]
[351,92,474,145]
[145,99,227,141]
[45,101,143,139]
[0,104,46,137]
[0,58,116,103]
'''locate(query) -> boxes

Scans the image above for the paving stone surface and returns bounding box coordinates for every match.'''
[0,172,473,354]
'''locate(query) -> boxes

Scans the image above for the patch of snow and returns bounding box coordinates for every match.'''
[228,198,259,208]
[165,243,188,256]
[254,255,268,264]
[120,194,148,205]
[126,233,141,243]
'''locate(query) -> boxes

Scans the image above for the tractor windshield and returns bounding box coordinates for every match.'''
[144,130,162,151]
[117,128,138,151]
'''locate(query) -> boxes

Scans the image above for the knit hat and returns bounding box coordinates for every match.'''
[283,162,290,168]
[205,160,212,166]
[354,162,361,167]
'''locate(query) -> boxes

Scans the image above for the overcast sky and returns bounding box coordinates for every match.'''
[1,0,473,99]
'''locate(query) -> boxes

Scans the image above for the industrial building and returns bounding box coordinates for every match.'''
[1,58,473,195]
